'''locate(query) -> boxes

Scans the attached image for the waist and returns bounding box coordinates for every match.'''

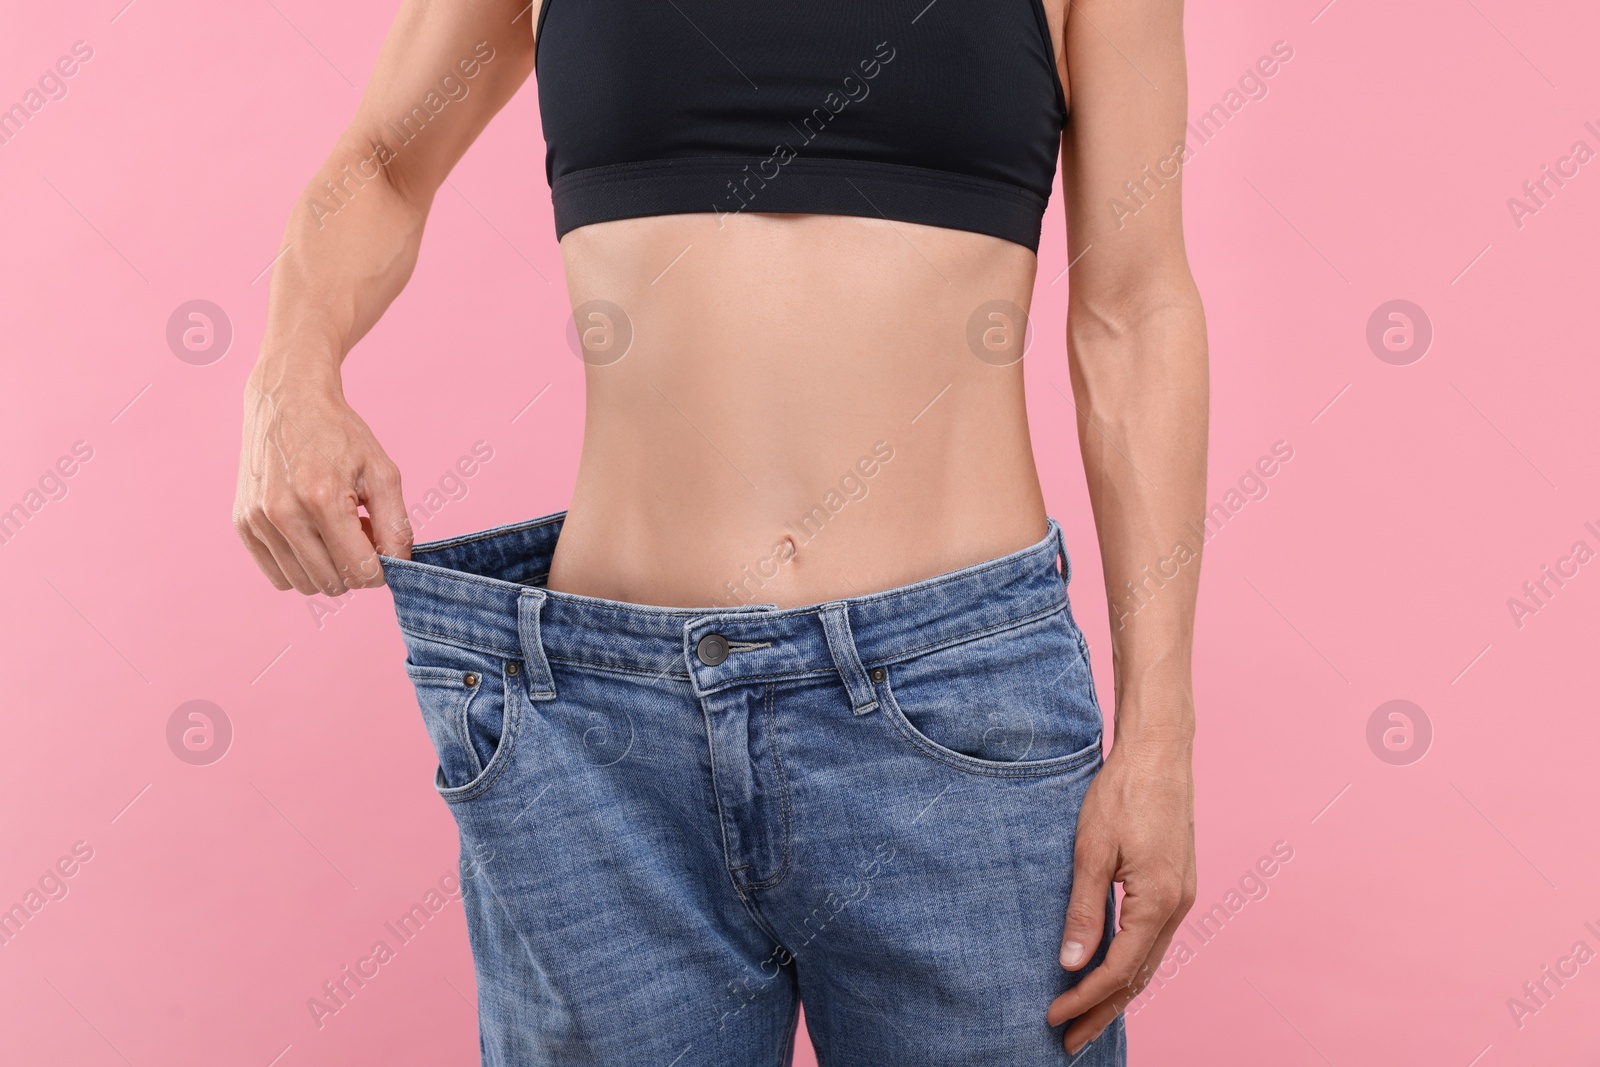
[556,371,1047,605]
[549,211,1048,606]
[382,511,1074,683]
[550,475,1048,608]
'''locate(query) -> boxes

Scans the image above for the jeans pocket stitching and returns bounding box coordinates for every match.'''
[437,676,521,803]
[412,661,524,804]
[455,684,485,781]
[876,674,1102,779]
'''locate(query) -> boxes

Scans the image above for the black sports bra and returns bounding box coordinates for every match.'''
[533,0,1068,252]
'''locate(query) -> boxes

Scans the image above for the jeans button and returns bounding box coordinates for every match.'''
[696,633,729,666]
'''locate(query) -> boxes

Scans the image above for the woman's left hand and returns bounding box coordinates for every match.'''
[1045,731,1197,1054]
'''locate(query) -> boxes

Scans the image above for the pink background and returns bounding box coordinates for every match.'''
[3,1,1597,1064]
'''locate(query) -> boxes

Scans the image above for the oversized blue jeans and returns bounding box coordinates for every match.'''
[383,512,1125,1066]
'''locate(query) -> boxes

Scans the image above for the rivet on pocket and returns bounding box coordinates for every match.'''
[463,672,480,688]
[506,662,520,676]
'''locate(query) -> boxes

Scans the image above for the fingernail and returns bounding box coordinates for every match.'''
[1061,941,1085,967]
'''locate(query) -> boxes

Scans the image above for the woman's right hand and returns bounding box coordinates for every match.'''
[232,364,412,595]
[229,2,535,593]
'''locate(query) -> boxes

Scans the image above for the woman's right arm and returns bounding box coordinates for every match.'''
[234,0,537,594]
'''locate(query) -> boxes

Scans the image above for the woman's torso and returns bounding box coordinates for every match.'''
[534,0,1069,608]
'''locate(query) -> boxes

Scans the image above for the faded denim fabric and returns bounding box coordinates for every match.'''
[383,512,1125,1066]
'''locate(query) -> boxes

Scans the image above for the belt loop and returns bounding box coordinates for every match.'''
[1054,518,1071,583]
[516,590,557,701]
[819,603,878,716]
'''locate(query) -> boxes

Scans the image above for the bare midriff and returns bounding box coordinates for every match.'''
[544,210,1052,609]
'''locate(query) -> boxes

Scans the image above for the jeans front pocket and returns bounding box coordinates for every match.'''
[871,607,1104,778]
[401,633,524,802]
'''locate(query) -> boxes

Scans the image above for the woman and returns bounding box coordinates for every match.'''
[233,0,1204,1062]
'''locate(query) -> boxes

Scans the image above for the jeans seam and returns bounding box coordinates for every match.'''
[866,601,1068,670]
[1073,628,1105,719]
[399,624,522,661]
[404,606,1071,686]
[778,990,801,1067]
[546,654,691,680]
[744,685,794,892]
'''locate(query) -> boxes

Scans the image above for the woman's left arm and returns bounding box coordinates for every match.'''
[1040,0,1207,1053]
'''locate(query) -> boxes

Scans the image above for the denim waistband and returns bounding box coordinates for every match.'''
[381,512,1074,702]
